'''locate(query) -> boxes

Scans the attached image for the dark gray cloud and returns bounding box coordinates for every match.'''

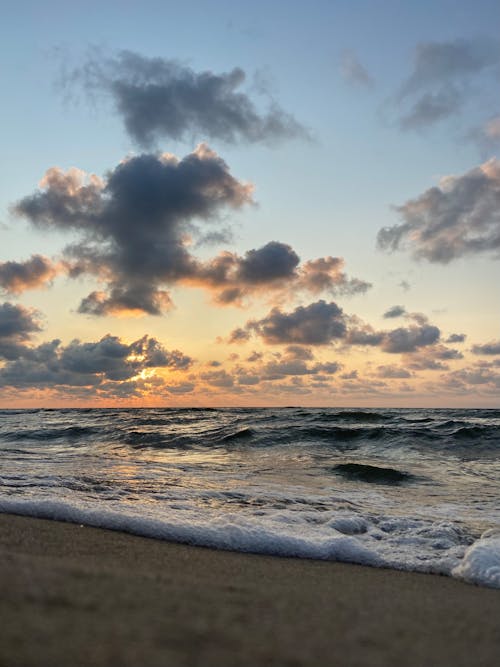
[14,146,253,315]
[192,246,370,305]
[472,340,500,355]
[383,305,406,319]
[396,38,500,130]
[347,320,440,353]
[340,51,374,88]
[0,302,41,360]
[0,255,60,294]
[446,333,466,344]
[381,324,440,353]
[231,299,443,355]
[246,300,347,346]
[0,333,192,389]
[192,241,300,305]
[68,50,308,147]
[13,148,369,314]
[377,159,500,262]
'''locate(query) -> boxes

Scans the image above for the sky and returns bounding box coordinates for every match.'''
[0,0,499,407]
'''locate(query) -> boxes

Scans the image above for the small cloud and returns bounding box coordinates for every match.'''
[471,340,500,355]
[446,333,466,344]
[376,365,412,379]
[340,50,374,88]
[383,305,406,319]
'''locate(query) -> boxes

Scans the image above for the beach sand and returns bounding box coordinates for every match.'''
[1,513,499,667]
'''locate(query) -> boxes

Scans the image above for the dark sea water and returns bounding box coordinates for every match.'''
[1,407,499,588]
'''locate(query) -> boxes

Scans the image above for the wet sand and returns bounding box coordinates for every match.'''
[1,513,499,666]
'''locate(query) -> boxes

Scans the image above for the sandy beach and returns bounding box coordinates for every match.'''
[0,513,499,666]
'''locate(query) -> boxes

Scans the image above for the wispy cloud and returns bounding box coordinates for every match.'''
[393,38,500,130]
[63,50,310,147]
[340,50,374,88]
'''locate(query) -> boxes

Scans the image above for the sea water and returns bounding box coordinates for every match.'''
[1,407,499,588]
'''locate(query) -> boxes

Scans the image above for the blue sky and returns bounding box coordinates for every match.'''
[0,0,499,406]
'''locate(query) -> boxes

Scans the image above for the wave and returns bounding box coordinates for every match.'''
[220,427,255,443]
[331,463,414,485]
[451,425,500,440]
[122,430,193,449]
[1,425,98,442]
[332,410,391,423]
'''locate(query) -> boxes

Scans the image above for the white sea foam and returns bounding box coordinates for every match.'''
[452,531,500,589]
[0,496,487,586]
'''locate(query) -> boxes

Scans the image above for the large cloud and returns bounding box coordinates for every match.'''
[377,159,500,262]
[67,50,308,147]
[0,302,41,360]
[13,147,369,314]
[13,145,254,315]
[395,38,500,129]
[0,333,192,389]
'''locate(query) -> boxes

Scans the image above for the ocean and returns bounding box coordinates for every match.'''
[1,407,499,589]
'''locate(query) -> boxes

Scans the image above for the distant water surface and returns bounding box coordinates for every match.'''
[1,407,499,588]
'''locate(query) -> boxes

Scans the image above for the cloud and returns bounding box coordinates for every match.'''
[381,324,440,353]
[66,50,308,147]
[340,51,374,87]
[395,38,500,130]
[13,145,253,315]
[446,333,466,344]
[13,148,370,315]
[248,300,347,346]
[404,344,463,371]
[190,241,300,305]
[383,305,406,319]
[0,333,192,389]
[447,367,500,388]
[0,255,61,294]
[0,302,42,360]
[468,114,500,153]
[377,158,500,262]
[396,39,500,130]
[200,368,234,388]
[399,87,462,130]
[376,365,412,379]
[472,340,500,355]
[294,257,371,297]
[231,299,444,358]
[189,246,370,305]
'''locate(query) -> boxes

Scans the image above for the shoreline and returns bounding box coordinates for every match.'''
[1,513,500,666]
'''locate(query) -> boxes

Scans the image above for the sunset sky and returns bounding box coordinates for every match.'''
[1,0,499,407]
